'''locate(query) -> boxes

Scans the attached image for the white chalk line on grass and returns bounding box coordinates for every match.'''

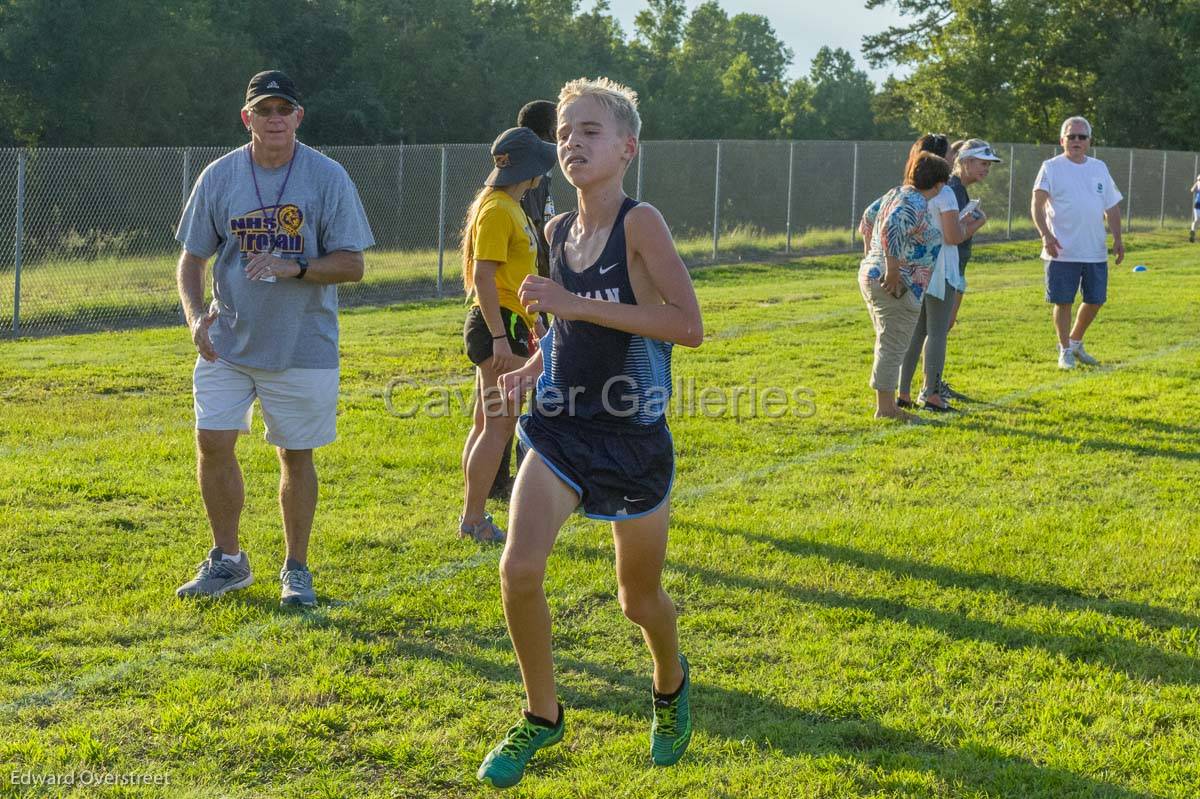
[4,334,1197,716]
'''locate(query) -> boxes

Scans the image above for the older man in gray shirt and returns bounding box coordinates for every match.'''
[174,70,374,606]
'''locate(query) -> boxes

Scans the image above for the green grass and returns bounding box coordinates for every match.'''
[1,232,1198,797]
[4,217,1188,336]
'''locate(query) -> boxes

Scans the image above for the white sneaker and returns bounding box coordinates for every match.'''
[1071,342,1098,366]
[1058,348,1076,369]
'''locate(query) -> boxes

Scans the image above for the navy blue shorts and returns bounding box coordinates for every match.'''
[1045,261,1107,305]
[516,411,674,521]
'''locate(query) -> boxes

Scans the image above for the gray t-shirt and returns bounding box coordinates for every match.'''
[176,142,375,370]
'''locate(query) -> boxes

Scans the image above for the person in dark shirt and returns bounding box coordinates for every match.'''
[517,100,557,278]
[941,139,999,397]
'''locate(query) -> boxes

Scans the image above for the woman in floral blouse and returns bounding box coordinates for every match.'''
[858,152,952,420]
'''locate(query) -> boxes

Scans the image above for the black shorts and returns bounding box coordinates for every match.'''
[464,306,532,366]
[516,411,674,521]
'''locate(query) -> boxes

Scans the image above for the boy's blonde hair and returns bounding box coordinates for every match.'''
[557,77,641,139]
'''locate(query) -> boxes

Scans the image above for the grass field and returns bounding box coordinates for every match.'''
[1,233,1198,797]
[2,217,1187,336]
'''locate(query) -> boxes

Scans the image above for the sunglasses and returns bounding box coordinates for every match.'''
[1066,133,1090,141]
[249,103,297,118]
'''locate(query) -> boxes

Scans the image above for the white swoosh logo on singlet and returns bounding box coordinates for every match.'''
[598,263,619,274]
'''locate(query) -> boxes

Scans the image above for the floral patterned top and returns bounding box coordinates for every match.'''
[858,186,941,300]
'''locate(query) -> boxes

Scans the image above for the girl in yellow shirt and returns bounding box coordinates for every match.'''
[459,127,556,542]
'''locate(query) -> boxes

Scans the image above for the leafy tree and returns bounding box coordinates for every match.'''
[808,46,876,139]
[0,0,900,146]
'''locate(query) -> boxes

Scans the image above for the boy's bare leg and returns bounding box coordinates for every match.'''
[500,454,579,720]
[612,501,683,695]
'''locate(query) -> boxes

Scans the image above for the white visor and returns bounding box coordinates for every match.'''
[958,144,1003,162]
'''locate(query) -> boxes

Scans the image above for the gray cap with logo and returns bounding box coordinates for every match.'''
[486,127,557,187]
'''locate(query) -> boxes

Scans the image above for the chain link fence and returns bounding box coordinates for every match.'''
[2,140,1196,338]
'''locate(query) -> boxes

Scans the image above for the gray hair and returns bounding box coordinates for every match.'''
[1060,116,1092,138]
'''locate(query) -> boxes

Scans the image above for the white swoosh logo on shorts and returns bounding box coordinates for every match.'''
[599,263,619,275]
[623,495,644,503]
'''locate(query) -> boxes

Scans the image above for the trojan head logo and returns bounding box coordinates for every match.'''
[276,204,303,236]
[493,153,511,169]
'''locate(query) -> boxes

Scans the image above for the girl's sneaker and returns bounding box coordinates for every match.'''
[458,512,506,544]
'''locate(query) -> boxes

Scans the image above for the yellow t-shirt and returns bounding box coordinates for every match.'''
[471,188,538,328]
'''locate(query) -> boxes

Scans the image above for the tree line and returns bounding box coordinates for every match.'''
[0,0,1194,148]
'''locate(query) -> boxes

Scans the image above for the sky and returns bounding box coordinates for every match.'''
[602,0,910,85]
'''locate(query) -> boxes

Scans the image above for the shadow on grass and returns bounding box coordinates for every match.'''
[367,621,1158,799]
[693,521,1200,634]
[560,529,1200,690]
[958,415,1200,463]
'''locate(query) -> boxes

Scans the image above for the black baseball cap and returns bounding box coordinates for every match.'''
[245,70,301,108]
[486,127,557,187]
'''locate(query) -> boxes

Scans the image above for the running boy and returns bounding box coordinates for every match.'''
[476,77,703,788]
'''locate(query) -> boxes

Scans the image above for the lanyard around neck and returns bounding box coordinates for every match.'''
[248,143,297,251]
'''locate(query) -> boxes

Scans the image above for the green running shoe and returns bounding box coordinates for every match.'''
[651,654,692,766]
[477,706,564,789]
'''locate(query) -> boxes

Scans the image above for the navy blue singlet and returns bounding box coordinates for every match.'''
[534,197,673,426]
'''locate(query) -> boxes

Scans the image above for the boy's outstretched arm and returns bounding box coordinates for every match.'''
[518,205,703,347]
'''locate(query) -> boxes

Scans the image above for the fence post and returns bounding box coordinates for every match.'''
[635,144,644,200]
[397,144,405,211]
[437,145,447,297]
[13,151,26,338]
[181,147,191,210]
[785,141,794,254]
[711,141,721,261]
[849,142,859,246]
[1159,150,1167,228]
[1006,144,1015,239]
[1126,150,1134,235]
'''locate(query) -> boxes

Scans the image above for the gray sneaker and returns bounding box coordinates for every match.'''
[457,512,506,544]
[937,379,967,401]
[280,566,316,607]
[176,547,254,599]
[1071,342,1099,366]
[1058,348,1076,370]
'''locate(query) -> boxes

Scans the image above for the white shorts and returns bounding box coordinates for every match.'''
[193,357,339,449]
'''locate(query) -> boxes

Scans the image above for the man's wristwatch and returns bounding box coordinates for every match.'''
[295,257,309,280]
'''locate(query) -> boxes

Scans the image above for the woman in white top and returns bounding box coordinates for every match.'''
[895,134,982,411]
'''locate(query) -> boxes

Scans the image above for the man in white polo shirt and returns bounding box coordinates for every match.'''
[1031,116,1124,369]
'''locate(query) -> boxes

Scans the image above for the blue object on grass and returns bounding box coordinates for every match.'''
[1132,264,1148,272]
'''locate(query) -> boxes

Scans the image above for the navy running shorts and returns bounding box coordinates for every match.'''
[516,411,674,521]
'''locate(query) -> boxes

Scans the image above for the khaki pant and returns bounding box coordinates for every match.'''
[859,271,922,392]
